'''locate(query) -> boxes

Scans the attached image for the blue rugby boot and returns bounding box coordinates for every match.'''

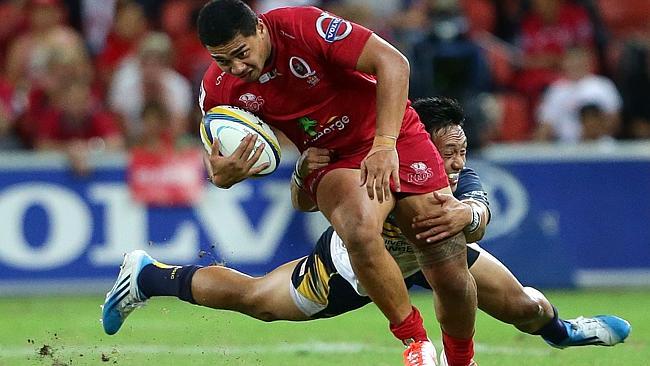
[101,250,154,335]
[546,315,631,349]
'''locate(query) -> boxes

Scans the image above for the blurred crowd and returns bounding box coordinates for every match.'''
[0,0,648,167]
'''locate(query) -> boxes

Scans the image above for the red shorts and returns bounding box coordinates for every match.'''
[303,128,448,201]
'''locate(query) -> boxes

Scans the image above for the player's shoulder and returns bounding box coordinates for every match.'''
[456,167,489,204]
[264,6,324,20]
[202,63,237,94]
[200,63,241,112]
[458,167,484,191]
[262,6,340,36]
[459,166,480,181]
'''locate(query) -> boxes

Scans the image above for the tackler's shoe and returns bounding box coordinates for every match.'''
[545,315,631,349]
[101,250,154,335]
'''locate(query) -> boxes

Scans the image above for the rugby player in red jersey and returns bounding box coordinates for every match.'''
[104,1,477,364]
[195,1,476,365]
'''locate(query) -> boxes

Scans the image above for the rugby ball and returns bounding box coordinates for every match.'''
[200,105,281,176]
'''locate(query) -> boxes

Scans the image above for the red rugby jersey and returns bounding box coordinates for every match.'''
[199,6,422,155]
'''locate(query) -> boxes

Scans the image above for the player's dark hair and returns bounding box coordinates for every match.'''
[412,97,465,134]
[197,0,258,47]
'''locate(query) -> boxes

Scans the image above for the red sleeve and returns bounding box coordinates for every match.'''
[265,7,373,70]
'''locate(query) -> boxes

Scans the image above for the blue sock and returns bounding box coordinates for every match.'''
[137,263,202,304]
[533,306,569,344]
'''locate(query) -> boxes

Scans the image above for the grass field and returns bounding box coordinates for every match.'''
[0,289,648,366]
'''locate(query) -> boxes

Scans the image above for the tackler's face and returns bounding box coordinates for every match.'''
[207,20,272,83]
[431,125,467,193]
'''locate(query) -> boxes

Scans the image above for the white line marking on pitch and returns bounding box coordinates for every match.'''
[0,342,550,358]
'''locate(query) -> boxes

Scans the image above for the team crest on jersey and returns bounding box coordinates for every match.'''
[316,12,352,43]
[238,93,265,112]
[408,162,433,185]
[289,57,320,87]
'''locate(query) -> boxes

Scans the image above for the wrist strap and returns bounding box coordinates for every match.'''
[374,134,398,148]
[377,134,397,141]
[294,158,305,180]
[466,205,480,233]
[292,171,305,190]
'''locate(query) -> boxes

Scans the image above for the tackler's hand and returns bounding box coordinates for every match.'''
[412,191,472,243]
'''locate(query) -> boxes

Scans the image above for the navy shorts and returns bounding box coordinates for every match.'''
[289,227,481,319]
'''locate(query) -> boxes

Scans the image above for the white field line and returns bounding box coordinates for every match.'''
[0,342,550,358]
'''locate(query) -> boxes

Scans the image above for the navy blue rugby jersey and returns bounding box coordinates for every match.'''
[455,167,490,215]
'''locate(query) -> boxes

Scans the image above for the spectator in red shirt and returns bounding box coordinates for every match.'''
[6,0,87,108]
[17,31,95,148]
[161,0,212,86]
[514,0,595,106]
[36,79,125,175]
[95,1,149,92]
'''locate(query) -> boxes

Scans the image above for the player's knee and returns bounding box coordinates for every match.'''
[521,287,553,322]
[335,216,382,255]
[434,271,474,300]
[254,311,282,322]
[346,232,382,258]
[241,279,283,322]
[246,303,283,322]
[505,289,548,328]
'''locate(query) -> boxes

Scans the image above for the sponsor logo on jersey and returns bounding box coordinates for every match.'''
[259,68,280,84]
[298,117,318,137]
[238,93,265,112]
[316,13,352,43]
[289,57,320,87]
[297,115,351,144]
[407,162,433,185]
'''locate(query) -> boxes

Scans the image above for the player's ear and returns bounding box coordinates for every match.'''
[257,19,265,34]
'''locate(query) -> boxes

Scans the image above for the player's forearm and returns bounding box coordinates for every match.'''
[462,199,490,243]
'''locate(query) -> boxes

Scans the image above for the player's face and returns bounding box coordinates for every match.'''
[207,21,271,83]
[432,125,467,192]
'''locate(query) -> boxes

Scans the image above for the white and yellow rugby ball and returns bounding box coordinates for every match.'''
[200,105,281,176]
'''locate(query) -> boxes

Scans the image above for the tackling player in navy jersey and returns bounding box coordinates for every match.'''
[103,97,630,364]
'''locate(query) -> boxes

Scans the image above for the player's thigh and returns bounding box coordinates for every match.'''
[468,245,528,314]
[253,258,310,321]
[316,168,393,243]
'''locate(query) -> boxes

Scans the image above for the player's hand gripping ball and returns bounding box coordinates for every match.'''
[200,105,281,176]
